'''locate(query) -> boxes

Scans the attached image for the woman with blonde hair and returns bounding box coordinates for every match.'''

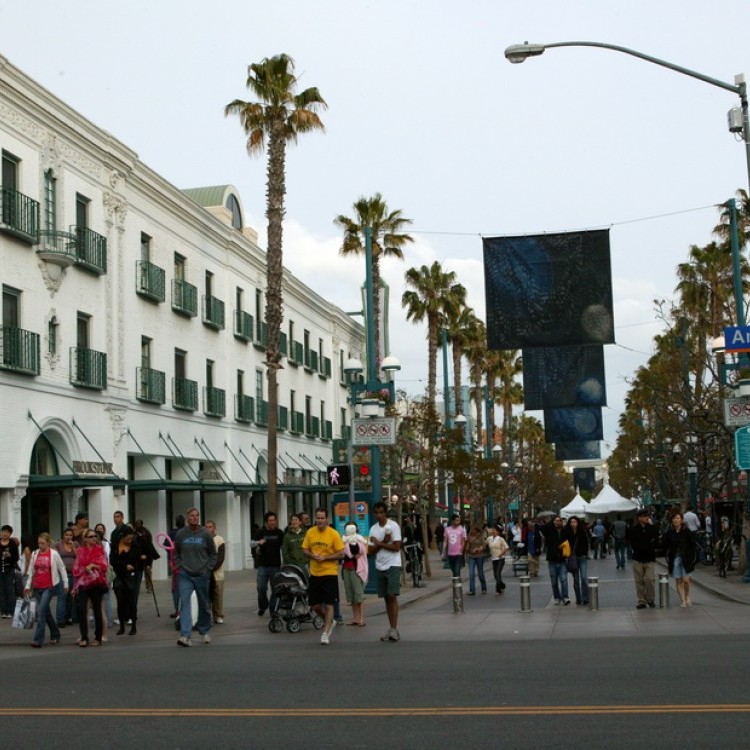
[73,529,108,646]
[24,533,68,648]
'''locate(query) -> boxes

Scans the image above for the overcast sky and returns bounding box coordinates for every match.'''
[3,1,749,455]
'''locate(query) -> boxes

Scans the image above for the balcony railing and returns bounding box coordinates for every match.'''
[73,226,107,274]
[136,366,166,404]
[256,399,269,427]
[202,295,225,330]
[234,310,254,342]
[0,187,39,243]
[0,326,40,375]
[235,394,255,423]
[70,347,107,390]
[173,377,198,411]
[172,279,198,317]
[203,386,226,417]
[136,261,166,302]
[278,405,289,431]
[288,340,303,366]
[253,321,268,350]
[37,229,77,264]
[290,411,305,435]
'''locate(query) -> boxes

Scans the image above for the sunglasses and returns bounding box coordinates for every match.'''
[85,534,97,539]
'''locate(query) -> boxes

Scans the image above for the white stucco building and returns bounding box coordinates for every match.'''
[0,55,364,578]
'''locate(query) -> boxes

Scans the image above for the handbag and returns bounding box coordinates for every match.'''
[566,555,579,573]
[560,540,572,558]
[12,596,36,630]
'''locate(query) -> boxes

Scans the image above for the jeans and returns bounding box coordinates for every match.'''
[56,573,76,624]
[446,555,464,578]
[491,558,506,593]
[33,587,61,646]
[593,539,606,559]
[548,561,569,601]
[256,566,280,614]
[614,540,627,568]
[177,570,212,638]
[0,569,15,616]
[468,557,487,594]
[571,556,589,604]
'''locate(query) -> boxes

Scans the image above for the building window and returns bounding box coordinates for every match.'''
[225,193,243,230]
[141,336,151,369]
[48,316,58,355]
[255,370,264,402]
[236,286,243,311]
[2,285,20,328]
[255,289,263,339]
[76,312,90,350]
[44,170,56,232]
[237,369,244,396]
[141,233,151,263]
[206,359,214,389]
[205,270,214,298]
[75,193,89,231]
[174,253,185,281]
[175,349,187,380]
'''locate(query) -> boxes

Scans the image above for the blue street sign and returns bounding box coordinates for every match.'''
[724,325,750,353]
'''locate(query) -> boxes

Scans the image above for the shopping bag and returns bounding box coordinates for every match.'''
[12,597,36,630]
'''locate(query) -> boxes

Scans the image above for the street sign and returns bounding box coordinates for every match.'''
[735,425,750,469]
[724,325,750,353]
[724,396,750,427]
[351,417,397,446]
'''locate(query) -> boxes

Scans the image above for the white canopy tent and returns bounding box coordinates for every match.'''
[560,493,590,519]
[586,483,640,519]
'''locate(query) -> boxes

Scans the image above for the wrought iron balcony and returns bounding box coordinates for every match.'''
[234,310,254,342]
[136,366,166,404]
[202,295,225,330]
[37,229,77,266]
[172,279,198,317]
[173,377,198,411]
[256,399,269,427]
[70,347,107,390]
[235,393,255,423]
[0,326,40,375]
[0,187,39,243]
[73,225,107,274]
[136,261,166,302]
[203,386,226,417]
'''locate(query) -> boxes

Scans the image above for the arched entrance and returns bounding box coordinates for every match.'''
[22,434,67,545]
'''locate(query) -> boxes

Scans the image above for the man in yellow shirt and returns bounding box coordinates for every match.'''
[302,507,344,645]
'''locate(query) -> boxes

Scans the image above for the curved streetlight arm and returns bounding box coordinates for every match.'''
[505,41,741,95]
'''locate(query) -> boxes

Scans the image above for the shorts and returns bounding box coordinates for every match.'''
[342,568,365,604]
[376,566,401,598]
[671,556,689,579]
[308,574,339,607]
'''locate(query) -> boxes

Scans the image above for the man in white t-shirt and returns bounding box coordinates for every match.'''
[683,508,700,533]
[368,501,402,643]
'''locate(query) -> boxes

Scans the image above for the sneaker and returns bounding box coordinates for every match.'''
[334,616,344,625]
[203,634,211,644]
[636,603,647,609]
[257,609,266,617]
[320,632,330,645]
[647,601,656,608]
[215,617,224,624]
[380,629,394,642]
[563,598,571,606]
[177,636,193,647]
[113,619,120,626]
[554,599,562,605]
[388,629,400,642]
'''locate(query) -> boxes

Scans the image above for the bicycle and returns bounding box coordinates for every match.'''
[694,531,714,566]
[403,543,423,588]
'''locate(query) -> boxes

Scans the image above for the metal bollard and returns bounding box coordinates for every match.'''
[519,575,532,613]
[587,576,599,611]
[452,576,464,613]
[659,573,670,608]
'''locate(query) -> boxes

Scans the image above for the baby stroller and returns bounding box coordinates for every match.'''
[268,565,324,633]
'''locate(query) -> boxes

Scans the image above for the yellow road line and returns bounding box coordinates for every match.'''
[2,705,750,717]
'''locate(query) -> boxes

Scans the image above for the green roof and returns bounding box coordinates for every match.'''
[181,185,230,208]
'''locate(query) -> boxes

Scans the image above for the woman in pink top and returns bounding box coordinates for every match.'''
[23,533,68,648]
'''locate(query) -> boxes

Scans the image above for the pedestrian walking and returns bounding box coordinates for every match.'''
[540,516,570,605]
[174,508,217,647]
[302,507,344,645]
[487,527,509,595]
[662,510,697,608]
[368,501,402,642]
[612,514,628,569]
[442,514,466,577]
[205,520,225,624]
[250,512,284,617]
[341,523,368,627]
[563,516,589,605]
[24,533,67,648]
[465,526,487,595]
[630,508,658,609]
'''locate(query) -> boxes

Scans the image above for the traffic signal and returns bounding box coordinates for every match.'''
[326,464,351,486]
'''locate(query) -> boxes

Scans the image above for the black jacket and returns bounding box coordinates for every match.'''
[662,527,697,575]
[563,526,589,557]
[540,522,566,563]
[253,526,284,567]
[629,521,659,563]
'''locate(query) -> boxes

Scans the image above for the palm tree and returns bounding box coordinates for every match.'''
[334,194,413,369]
[403,262,466,520]
[225,54,326,513]
[494,349,524,462]
[446,305,480,418]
